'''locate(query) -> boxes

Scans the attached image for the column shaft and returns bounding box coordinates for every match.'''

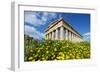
[55,29,58,40]
[71,33,73,41]
[50,32,52,40]
[48,33,50,39]
[69,31,71,41]
[52,31,54,40]
[66,29,68,40]
[60,27,64,40]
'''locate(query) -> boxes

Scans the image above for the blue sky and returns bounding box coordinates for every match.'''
[24,11,90,41]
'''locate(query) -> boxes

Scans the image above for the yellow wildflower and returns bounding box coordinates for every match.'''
[28,57,33,60]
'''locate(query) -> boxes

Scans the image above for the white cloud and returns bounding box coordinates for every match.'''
[24,25,45,40]
[25,12,43,26]
[25,11,57,27]
[83,32,90,36]
[83,32,90,41]
[24,11,58,39]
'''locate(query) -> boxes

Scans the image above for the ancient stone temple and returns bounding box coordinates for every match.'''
[45,18,83,42]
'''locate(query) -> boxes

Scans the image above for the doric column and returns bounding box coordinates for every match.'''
[52,31,54,40]
[49,33,51,39]
[60,26,64,40]
[71,33,73,41]
[68,31,70,41]
[55,29,58,40]
[66,29,68,40]
[71,32,72,41]
[50,32,52,40]
[73,34,75,42]
[48,33,50,39]
[51,32,52,40]
[69,31,71,41]
[48,33,49,39]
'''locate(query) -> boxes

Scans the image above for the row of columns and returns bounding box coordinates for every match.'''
[46,26,83,42]
[46,27,65,40]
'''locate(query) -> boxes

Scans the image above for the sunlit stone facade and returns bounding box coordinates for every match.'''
[45,18,83,42]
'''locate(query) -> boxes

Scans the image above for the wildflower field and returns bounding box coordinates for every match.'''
[24,35,90,62]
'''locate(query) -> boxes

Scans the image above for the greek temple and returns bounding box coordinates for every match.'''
[45,18,83,42]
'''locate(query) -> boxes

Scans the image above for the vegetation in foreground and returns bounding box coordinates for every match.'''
[24,35,90,62]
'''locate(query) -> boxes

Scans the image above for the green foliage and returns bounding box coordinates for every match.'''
[24,35,90,62]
